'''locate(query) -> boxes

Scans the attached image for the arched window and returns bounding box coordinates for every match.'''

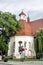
[13,42,15,52]
[18,41,22,52]
[24,41,26,47]
[29,42,31,49]
[19,41,22,43]
[19,41,22,46]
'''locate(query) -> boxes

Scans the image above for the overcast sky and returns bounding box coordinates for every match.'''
[0,0,43,21]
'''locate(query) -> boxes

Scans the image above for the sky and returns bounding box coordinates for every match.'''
[0,0,43,21]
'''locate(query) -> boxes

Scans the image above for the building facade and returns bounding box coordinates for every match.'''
[8,11,43,58]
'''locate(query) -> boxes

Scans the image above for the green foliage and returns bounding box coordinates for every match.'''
[0,11,21,55]
[0,37,8,54]
[0,11,22,40]
[34,28,43,54]
[34,38,39,53]
[38,37,42,53]
[0,11,21,36]
[3,56,8,62]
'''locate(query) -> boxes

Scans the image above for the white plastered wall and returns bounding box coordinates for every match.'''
[8,36,15,56]
[13,36,35,58]
[8,36,36,58]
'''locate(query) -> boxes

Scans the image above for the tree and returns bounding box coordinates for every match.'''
[34,28,43,58]
[0,37,8,55]
[0,11,22,55]
[0,11,22,42]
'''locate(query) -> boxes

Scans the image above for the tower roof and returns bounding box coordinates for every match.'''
[19,11,26,16]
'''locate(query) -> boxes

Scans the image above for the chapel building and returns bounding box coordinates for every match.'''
[8,11,43,58]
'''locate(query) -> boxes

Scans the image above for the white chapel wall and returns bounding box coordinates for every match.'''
[14,36,35,58]
[8,36,36,58]
[8,36,15,56]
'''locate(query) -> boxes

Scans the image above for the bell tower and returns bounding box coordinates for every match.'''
[19,11,26,20]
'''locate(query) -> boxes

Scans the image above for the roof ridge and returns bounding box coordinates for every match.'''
[31,18,43,22]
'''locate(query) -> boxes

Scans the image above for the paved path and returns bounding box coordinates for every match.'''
[0,61,43,65]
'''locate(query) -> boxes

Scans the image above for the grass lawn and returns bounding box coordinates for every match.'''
[9,58,41,61]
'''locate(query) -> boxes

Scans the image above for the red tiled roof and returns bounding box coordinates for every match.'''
[30,19,43,35]
[15,20,33,36]
[15,18,43,36]
[19,11,26,16]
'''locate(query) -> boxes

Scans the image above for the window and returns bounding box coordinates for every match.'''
[13,42,15,52]
[19,41,22,43]
[29,42,31,48]
[19,41,22,52]
[19,41,22,46]
[24,41,26,47]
